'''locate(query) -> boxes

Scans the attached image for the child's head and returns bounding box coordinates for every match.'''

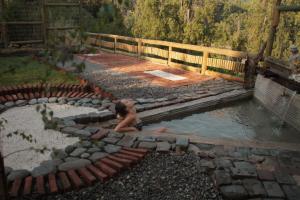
[115,101,128,117]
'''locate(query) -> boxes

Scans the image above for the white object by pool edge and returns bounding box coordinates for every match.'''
[144,70,187,81]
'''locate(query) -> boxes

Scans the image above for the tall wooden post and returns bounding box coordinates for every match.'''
[114,37,117,53]
[0,153,8,200]
[42,0,48,47]
[201,51,209,75]
[265,0,282,57]
[1,0,8,48]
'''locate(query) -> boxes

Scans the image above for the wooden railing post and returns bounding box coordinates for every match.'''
[168,46,172,65]
[42,0,48,47]
[114,36,117,53]
[138,39,142,58]
[201,51,209,75]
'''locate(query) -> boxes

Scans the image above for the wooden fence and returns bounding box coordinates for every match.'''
[0,0,81,48]
[86,33,248,81]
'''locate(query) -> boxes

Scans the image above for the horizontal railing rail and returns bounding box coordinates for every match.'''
[86,33,249,82]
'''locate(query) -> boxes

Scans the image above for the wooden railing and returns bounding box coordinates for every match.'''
[86,33,249,81]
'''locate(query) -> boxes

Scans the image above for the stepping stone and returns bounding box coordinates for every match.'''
[74,129,91,137]
[220,185,248,200]
[89,152,108,162]
[257,170,275,181]
[282,185,300,200]
[91,129,109,140]
[102,137,120,144]
[156,136,176,143]
[156,142,171,152]
[214,158,233,169]
[117,135,137,147]
[176,138,189,148]
[70,148,87,157]
[31,163,57,177]
[138,136,156,142]
[263,181,285,198]
[214,170,232,186]
[58,159,91,171]
[243,179,266,197]
[138,142,157,150]
[187,144,201,154]
[104,144,121,154]
[275,171,296,185]
[200,159,215,169]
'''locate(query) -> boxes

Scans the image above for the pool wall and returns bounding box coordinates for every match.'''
[254,74,300,132]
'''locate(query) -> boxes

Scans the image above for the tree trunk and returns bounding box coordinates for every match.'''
[0,152,8,200]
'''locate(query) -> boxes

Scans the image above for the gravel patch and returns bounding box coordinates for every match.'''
[83,69,239,99]
[28,153,222,200]
[0,104,100,170]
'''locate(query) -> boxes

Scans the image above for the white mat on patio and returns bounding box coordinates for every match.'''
[144,70,187,81]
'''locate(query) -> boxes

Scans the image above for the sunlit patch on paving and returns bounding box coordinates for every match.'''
[144,70,187,81]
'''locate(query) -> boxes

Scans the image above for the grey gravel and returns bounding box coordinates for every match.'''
[28,153,222,200]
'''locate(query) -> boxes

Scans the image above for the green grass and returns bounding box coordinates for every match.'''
[0,56,79,86]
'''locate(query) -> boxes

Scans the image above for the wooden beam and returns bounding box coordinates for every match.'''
[265,0,282,57]
[44,3,80,7]
[278,5,300,12]
[47,26,79,30]
[3,21,43,25]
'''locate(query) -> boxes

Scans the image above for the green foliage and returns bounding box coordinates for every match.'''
[36,104,57,130]
[0,56,79,86]
[81,0,300,59]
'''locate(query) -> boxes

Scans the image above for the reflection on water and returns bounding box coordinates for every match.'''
[144,99,300,144]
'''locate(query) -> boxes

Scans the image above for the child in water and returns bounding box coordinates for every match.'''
[114,99,143,132]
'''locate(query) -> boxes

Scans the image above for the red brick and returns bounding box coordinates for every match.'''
[48,173,59,194]
[86,164,108,182]
[107,155,132,167]
[86,93,95,98]
[23,93,30,100]
[36,176,45,194]
[70,92,80,98]
[16,93,24,100]
[41,91,46,98]
[46,92,51,98]
[34,92,40,98]
[67,170,83,189]
[56,91,63,97]
[66,91,74,97]
[0,96,6,103]
[5,95,13,101]
[76,92,85,97]
[119,149,144,159]
[51,91,58,97]
[29,93,35,99]
[58,172,71,192]
[101,158,124,171]
[94,161,117,177]
[23,176,33,195]
[123,147,148,154]
[61,91,69,97]
[11,94,18,101]
[10,178,22,197]
[114,153,139,163]
[78,167,97,185]
[91,129,109,140]
[80,93,90,98]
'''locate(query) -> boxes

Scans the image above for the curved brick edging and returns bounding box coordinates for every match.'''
[8,147,148,198]
[0,82,116,105]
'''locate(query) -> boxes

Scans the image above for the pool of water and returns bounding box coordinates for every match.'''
[144,99,300,144]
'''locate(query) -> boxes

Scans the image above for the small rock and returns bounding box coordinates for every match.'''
[58,159,91,171]
[65,145,76,154]
[63,120,76,126]
[7,170,30,182]
[70,148,87,157]
[176,138,189,148]
[51,149,67,160]
[220,185,248,200]
[80,141,92,148]
[108,131,124,138]
[0,104,5,112]
[249,155,265,164]
[156,136,176,143]
[31,163,57,177]
[29,99,37,105]
[188,144,201,154]
[138,142,157,150]
[67,101,75,105]
[38,98,48,104]
[263,181,285,198]
[81,153,90,159]
[214,170,232,186]
[87,147,101,153]
[15,100,27,106]
[95,141,106,148]
[138,136,156,142]
[89,152,108,162]
[48,97,58,103]
[40,159,63,167]
[81,98,92,104]
[84,126,100,134]
[64,157,79,162]
[199,159,215,169]
[61,127,79,134]
[117,135,137,147]
[74,129,91,137]
[156,142,171,152]
[4,101,15,108]
[104,144,121,153]
[92,99,102,105]
[5,166,13,176]
[102,137,120,144]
